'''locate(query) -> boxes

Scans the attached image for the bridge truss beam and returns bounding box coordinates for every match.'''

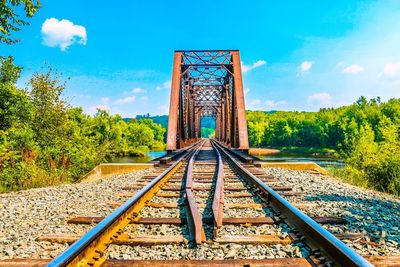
[166,50,249,151]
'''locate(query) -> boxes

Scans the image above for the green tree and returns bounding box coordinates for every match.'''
[0,57,32,129]
[0,0,41,44]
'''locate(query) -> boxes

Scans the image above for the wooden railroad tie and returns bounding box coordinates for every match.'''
[2,257,400,267]
[67,216,347,226]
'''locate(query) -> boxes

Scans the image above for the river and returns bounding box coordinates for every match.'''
[110,151,166,163]
[257,151,344,168]
[111,150,343,168]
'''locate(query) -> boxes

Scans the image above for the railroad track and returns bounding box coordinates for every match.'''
[4,139,395,266]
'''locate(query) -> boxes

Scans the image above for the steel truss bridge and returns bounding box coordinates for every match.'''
[166,50,249,151]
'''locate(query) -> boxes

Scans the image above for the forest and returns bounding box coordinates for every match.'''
[246,98,400,196]
[0,57,165,192]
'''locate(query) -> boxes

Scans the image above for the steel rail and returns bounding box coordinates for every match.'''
[47,141,203,267]
[210,140,224,236]
[211,139,374,267]
[184,140,206,244]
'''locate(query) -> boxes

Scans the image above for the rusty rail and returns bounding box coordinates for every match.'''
[210,140,224,236]
[211,139,374,267]
[184,140,206,244]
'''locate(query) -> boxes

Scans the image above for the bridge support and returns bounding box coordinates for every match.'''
[166,50,249,152]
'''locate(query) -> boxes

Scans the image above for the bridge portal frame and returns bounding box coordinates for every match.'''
[166,50,249,152]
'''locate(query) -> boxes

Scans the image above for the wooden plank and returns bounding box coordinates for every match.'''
[334,232,366,240]
[137,217,183,225]
[67,216,345,226]
[67,216,103,224]
[366,256,400,267]
[193,180,213,183]
[37,234,186,246]
[3,256,398,267]
[102,258,312,267]
[225,192,253,197]
[146,202,178,208]
[216,235,291,245]
[68,217,185,225]
[313,216,347,224]
[222,217,275,225]
[115,234,186,246]
[156,192,180,197]
[225,203,265,209]
[67,216,272,226]
[36,234,80,244]
[0,259,50,267]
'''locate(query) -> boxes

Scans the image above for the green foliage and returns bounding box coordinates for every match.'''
[201,127,215,138]
[247,97,400,195]
[0,0,41,44]
[0,60,166,192]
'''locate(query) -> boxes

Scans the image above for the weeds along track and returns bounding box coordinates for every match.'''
[3,139,397,266]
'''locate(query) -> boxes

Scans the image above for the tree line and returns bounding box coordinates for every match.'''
[1,1,399,195]
[0,57,165,192]
[246,98,400,195]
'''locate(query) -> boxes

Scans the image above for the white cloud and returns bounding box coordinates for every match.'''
[342,64,364,74]
[132,87,146,93]
[96,105,109,111]
[87,104,110,115]
[114,96,136,105]
[307,93,332,105]
[244,88,250,95]
[265,100,287,108]
[156,80,171,90]
[298,61,313,76]
[163,80,171,89]
[380,62,400,78]
[241,60,267,73]
[140,95,149,102]
[41,18,87,51]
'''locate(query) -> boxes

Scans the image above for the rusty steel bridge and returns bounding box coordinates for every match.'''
[166,50,249,151]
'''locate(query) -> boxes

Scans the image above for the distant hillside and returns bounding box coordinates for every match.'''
[135,115,169,129]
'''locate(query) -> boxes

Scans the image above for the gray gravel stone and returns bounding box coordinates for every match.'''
[263,167,400,256]
[0,169,150,259]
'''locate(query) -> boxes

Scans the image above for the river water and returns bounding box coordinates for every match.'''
[257,152,344,168]
[110,151,166,163]
[111,150,343,168]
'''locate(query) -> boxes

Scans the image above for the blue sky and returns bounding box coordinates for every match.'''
[1,0,400,117]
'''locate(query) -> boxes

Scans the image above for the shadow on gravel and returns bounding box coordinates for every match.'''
[304,194,400,244]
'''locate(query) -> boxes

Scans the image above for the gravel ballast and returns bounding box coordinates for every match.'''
[0,169,150,259]
[263,167,400,256]
[1,165,400,260]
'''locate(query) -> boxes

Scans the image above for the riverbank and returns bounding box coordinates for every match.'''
[274,146,336,155]
[248,148,280,156]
